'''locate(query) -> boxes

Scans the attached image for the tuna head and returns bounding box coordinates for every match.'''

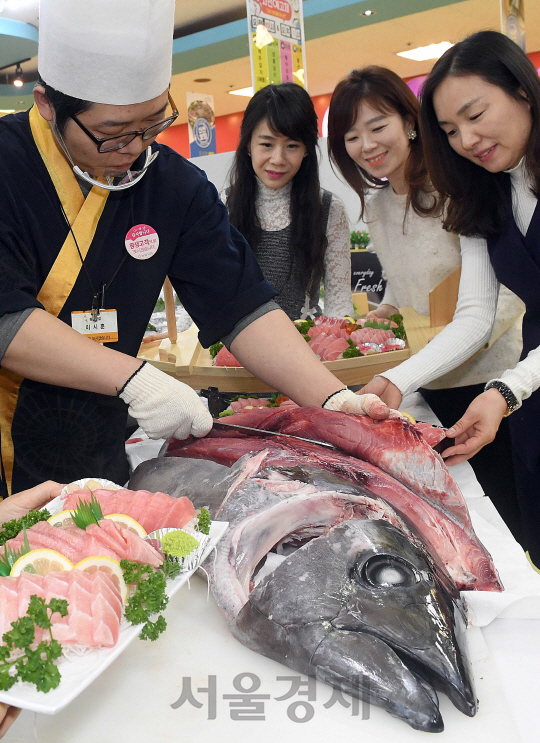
[234,519,476,733]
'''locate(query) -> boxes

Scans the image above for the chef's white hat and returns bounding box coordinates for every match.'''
[38,0,175,105]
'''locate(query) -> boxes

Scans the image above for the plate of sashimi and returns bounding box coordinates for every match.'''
[0,478,227,714]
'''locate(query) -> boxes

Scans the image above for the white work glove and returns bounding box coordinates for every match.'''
[118,362,213,440]
[323,388,401,420]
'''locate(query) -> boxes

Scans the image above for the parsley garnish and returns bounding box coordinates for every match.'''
[0,596,68,693]
[0,510,51,547]
[342,338,362,359]
[197,508,211,536]
[209,342,223,359]
[120,560,169,642]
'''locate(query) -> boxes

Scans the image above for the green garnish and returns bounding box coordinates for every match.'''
[342,338,362,359]
[388,313,406,340]
[0,527,31,577]
[197,508,211,536]
[295,320,315,336]
[209,342,223,359]
[120,560,169,642]
[70,493,104,530]
[218,409,235,418]
[0,595,68,693]
[229,394,248,402]
[161,531,199,558]
[0,509,51,547]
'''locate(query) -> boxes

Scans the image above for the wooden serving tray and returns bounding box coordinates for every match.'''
[187,340,410,393]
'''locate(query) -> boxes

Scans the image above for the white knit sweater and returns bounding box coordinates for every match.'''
[365,184,525,392]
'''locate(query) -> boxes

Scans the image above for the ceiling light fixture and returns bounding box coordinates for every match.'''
[362,9,376,16]
[397,42,453,62]
[0,109,15,114]
[13,63,23,87]
[194,78,211,83]
[229,86,253,97]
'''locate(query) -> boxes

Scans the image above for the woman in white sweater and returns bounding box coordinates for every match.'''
[223,83,353,320]
[327,65,525,541]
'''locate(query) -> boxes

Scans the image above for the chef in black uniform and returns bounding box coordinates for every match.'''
[0,0,388,497]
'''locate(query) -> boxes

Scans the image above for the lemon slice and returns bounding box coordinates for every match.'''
[47,510,76,528]
[11,549,74,577]
[104,514,147,538]
[74,556,129,603]
[401,412,417,424]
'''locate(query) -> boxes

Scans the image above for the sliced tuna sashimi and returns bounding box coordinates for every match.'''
[62,489,197,534]
[0,572,122,648]
[215,347,242,367]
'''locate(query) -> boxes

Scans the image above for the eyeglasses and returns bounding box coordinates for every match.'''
[71,92,179,153]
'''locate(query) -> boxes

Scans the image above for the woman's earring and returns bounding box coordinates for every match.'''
[407,129,417,141]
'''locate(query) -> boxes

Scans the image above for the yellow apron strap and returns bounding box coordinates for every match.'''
[0,107,110,495]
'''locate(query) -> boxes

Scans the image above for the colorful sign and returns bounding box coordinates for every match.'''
[247,0,307,92]
[501,0,525,52]
[186,93,217,157]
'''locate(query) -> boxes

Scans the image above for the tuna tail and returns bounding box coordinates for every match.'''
[311,630,444,733]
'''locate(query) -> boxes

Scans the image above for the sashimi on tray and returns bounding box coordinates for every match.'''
[0,478,227,713]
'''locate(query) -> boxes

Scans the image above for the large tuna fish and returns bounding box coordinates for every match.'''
[166,417,502,591]
[130,453,477,732]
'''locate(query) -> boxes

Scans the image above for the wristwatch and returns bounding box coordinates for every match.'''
[484,380,520,414]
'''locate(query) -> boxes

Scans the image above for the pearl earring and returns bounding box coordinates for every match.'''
[407,129,417,141]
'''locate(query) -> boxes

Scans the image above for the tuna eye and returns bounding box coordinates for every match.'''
[355,555,419,589]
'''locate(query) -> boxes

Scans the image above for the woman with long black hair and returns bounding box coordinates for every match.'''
[359,31,540,566]
[327,65,524,541]
[224,83,353,320]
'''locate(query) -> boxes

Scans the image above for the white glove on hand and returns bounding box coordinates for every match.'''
[323,388,397,420]
[119,362,213,440]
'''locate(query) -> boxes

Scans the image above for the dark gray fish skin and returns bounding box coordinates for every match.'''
[129,457,234,517]
[129,455,477,732]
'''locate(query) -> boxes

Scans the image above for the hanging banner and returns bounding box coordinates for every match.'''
[186,93,217,158]
[247,0,307,93]
[500,0,525,52]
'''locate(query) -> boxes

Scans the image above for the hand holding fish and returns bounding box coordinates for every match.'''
[441,389,508,465]
[323,388,392,419]
[0,481,63,526]
[358,376,403,410]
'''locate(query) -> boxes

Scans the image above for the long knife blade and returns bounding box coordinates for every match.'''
[212,420,336,449]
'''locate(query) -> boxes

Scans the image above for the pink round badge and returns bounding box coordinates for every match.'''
[125,224,159,260]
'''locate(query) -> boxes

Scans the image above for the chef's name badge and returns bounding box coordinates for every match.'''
[71,309,118,343]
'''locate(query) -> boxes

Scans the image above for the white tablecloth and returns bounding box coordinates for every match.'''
[5,394,540,742]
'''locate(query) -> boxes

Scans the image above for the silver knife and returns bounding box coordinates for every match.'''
[212,419,336,449]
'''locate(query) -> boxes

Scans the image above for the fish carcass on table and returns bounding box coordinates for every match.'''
[130,452,477,732]
[165,409,501,592]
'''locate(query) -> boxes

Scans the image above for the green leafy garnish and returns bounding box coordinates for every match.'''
[146,323,156,331]
[294,320,315,336]
[0,510,51,547]
[209,342,223,359]
[197,508,211,536]
[70,493,104,530]
[0,595,68,693]
[154,297,165,312]
[342,338,362,359]
[388,313,406,340]
[120,560,169,642]
[0,527,31,577]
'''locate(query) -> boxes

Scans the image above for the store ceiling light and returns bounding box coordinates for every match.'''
[0,109,15,114]
[13,64,23,87]
[362,9,376,16]
[397,42,453,62]
[229,86,253,97]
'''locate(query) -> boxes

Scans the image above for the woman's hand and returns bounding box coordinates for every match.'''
[0,481,63,526]
[366,304,399,320]
[441,388,508,465]
[0,703,21,739]
[360,376,403,409]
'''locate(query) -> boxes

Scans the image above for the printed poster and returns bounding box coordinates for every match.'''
[187,92,217,157]
[501,0,525,51]
[247,0,307,93]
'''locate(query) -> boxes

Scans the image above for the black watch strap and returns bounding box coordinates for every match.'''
[484,380,519,413]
